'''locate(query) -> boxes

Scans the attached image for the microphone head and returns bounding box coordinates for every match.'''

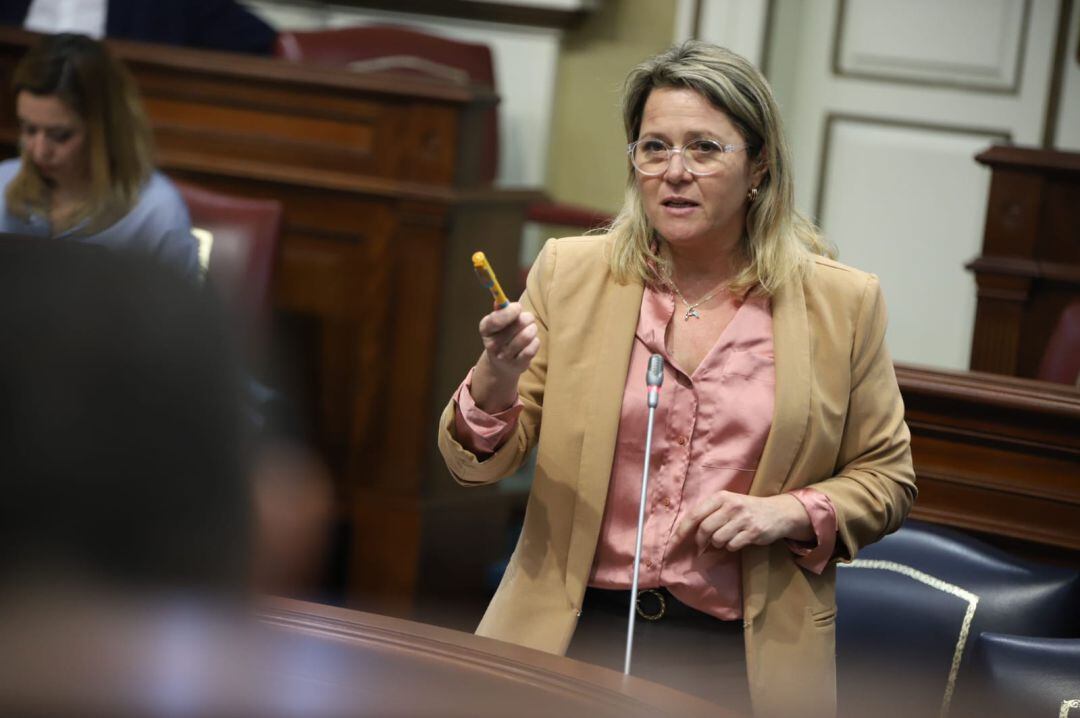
[646,354,664,387]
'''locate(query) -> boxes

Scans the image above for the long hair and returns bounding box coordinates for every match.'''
[6,33,154,233]
[607,41,834,295]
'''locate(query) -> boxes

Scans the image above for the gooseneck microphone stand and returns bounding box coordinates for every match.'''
[624,353,664,675]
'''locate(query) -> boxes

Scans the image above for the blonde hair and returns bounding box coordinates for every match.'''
[6,33,154,234]
[608,41,834,295]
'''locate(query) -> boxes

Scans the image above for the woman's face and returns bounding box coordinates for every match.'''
[16,91,89,188]
[635,87,764,255]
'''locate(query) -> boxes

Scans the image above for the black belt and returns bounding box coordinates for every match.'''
[583,586,731,625]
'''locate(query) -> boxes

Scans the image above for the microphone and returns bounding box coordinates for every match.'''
[646,353,663,408]
[624,353,664,675]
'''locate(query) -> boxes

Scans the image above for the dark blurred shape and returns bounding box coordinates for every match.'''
[0,234,251,593]
[0,0,277,55]
[964,633,1080,718]
[1037,299,1080,385]
[836,519,1080,718]
[174,180,283,362]
[169,181,336,599]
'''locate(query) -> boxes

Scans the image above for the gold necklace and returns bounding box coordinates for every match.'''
[670,280,727,320]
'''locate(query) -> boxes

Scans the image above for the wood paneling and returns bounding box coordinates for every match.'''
[897,364,1080,551]
[0,28,540,615]
[969,145,1080,377]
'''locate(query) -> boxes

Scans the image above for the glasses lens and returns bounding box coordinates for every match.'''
[632,140,668,175]
[684,140,725,174]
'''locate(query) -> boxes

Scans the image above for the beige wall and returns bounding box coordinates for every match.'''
[545,1,679,213]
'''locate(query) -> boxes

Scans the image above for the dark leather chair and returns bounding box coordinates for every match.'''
[175,181,283,356]
[835,519,1080,718]
[965,633,1080,718]
[1037,300,1080,385]
[273,25,613,233]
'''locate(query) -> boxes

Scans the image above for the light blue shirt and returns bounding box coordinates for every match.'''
[0,159,198,279]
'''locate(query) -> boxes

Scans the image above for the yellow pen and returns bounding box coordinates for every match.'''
[472,251,509,309]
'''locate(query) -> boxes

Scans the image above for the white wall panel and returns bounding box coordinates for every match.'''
[675,0,769,67]
[837,0,1027,90]
[819,119,998,369]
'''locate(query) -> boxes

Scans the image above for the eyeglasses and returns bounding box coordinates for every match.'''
[627,138,750,176]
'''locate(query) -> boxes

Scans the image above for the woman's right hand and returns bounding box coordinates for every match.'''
[469,302,539,413]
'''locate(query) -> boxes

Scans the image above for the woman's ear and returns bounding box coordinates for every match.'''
[750,155,768,189]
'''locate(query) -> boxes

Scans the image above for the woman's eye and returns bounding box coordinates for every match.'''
[689,140,722,154]
[47,131,72,143]
[639,139,667,153]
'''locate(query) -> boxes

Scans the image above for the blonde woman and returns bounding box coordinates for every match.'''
[0,33,196,277]
[438,41,915,717]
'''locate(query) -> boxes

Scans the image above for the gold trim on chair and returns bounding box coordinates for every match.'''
[840,559,979,718]
[1061,699,1080,718]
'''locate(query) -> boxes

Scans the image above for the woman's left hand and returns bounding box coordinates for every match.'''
[674,492,814,553]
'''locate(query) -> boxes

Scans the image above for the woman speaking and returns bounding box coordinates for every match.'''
[438,41,916,718]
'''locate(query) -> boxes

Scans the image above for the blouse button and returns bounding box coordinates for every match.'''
[677,436,687,446]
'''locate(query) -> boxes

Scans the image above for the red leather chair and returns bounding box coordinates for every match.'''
[273,25,613,232]
[1037,300,1080,385]
[175,181,283,354]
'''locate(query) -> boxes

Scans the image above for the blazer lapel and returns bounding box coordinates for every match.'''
[744,270,811,619]
[751,271,811,496]
[565,277,644,604]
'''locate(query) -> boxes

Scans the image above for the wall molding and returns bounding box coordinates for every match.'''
[831,0,1032,95]
[813,113,1011,226]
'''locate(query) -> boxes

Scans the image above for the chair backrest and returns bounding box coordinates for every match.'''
[175,181,283,353]
[835,519,1080,718]
[1037,299,1080,385]
[966,633,1080,718]
[274,25,499,183]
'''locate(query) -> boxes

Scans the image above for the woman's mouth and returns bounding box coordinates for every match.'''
[662,197,699,214]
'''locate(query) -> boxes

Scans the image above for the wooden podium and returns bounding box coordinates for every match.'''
[0,28,539,613]
[968,145,1080,377]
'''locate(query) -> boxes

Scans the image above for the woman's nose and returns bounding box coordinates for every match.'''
[25,135,47,163]
[663,149,691,182]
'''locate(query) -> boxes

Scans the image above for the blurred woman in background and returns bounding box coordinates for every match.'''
[0,32,197,277]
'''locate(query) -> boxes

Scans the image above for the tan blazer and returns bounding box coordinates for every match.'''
[438,235,916,717]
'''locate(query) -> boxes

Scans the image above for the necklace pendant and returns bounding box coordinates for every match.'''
[684,307,701,320]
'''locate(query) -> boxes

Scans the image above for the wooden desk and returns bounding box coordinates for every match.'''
[257,597,736,718]
[0,28,539,613]
[897,363,1080,553]
[0,595,735,717]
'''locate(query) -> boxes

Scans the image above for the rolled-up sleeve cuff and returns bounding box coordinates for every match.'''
[452,367,523,456]
[785,488,837,575]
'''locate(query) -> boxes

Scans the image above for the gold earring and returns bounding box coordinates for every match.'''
[747,187,759,202]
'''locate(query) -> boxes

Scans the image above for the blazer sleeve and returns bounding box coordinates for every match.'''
[810,274,917,562]
[437,238,556,485]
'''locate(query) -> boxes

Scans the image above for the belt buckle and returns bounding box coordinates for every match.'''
[635,588,666,621]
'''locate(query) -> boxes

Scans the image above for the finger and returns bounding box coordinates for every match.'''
[510,336,541,366]
[495,322,538,360]
[479,303,522,336]
[675,491,731,540]
[724,529,755,552]
[695,504,737,548]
